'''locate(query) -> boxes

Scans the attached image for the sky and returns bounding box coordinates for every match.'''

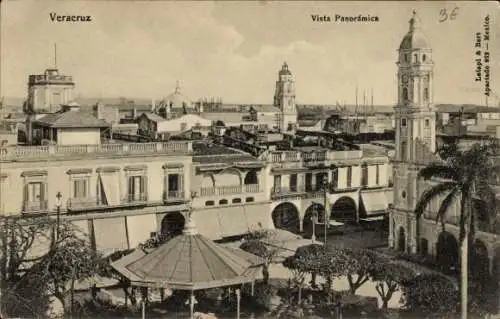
[1,0,499,106]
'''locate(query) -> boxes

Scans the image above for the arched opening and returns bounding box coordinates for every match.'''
[331,196,357,224]
[218,168,241,186]
[402,88,408,101]
[303,203,325,236]
[244,170,258,185]
[419,238,429,257]
[161,212,186,240]
[271,202,300,234]
[436,231,459,274]
[470,239,490,282]
[398,227,406,252]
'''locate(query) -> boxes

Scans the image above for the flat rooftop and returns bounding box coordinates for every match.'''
[0,141,193,162]
[192,141,260,164]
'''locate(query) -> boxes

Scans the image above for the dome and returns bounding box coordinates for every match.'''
[279,62,292,76]
[163,81,193,108]
[399,11,430,51]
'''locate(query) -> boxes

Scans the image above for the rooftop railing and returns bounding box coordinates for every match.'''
[0,141,193,160]
[265,149,363,163]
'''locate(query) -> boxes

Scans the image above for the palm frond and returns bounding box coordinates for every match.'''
[418,164,459,181]
[414,182,457,219]
[436,188,459,228]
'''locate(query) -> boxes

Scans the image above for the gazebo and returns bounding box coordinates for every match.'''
[111,217,263,318]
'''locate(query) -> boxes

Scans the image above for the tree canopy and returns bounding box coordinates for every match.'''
[400,274,459,318]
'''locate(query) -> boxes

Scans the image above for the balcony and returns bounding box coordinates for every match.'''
[163,191,186,203]
[23,200,49,213]
[122,193,148,205]
[0,141,193,161]
[67,197,107,210]
[271,186,307,198]
[198,183,260,197]
[265,150,363,164]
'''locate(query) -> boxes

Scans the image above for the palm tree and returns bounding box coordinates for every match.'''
[414,140,498,319]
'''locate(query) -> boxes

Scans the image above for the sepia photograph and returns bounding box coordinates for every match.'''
[0,0,499,318]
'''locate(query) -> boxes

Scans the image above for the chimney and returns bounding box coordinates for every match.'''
[151,98,155,112]
[132,107,137,119]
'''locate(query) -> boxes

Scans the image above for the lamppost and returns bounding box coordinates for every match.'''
[55,191,62,242]
[311,206,318,243]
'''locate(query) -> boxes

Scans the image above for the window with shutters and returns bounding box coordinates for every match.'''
[346,166,352,188]
[361,164,368,187]
[163,173,184,201]
[375,165,380,185]
[23,181,48,212]
[289,174,297,192]
[331,169,338,189]
[315,172,327,190]
[305,173,313,192]
[72,179,89,199]
[273,175,281,194]
[126,175,147,203]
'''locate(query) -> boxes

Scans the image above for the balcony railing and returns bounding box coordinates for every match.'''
[122,193,148,204]
[0,141,193,160]
[271,186,306,197]
[23,200,49,213]
[198,183,260,197]
[163,191,186,202]
[67,197,107,210]
[265,150,363,163]
[244,184,260,193]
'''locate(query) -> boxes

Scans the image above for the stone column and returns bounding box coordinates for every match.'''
[409,217,417,254]
[388,211,394,249]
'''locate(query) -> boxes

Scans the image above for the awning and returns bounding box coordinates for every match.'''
[233,162,265,169]
[271,167,310,173]
[197,164,231,172]
[360,191,389,213]
[98,173,121,205]
[218,206,249,238]
[192,209,223,240]
[243,203,271,231]
[93,217,129,253]
[126,214,158,249]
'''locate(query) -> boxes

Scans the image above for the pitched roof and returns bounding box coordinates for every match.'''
[139,112,167,122]
[35,111,110,128]
[112,219,261,290]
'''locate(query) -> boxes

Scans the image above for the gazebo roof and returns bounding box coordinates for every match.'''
[111,219,262,291]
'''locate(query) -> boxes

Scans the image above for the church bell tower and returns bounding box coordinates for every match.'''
[274,62,297,132]
[391,11,437,254]
[395,10,436,161]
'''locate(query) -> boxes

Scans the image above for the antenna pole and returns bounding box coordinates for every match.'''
[371,88,374,113]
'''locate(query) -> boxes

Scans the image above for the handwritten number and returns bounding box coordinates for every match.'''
[438,9,448,22]
[439,7,459,23]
